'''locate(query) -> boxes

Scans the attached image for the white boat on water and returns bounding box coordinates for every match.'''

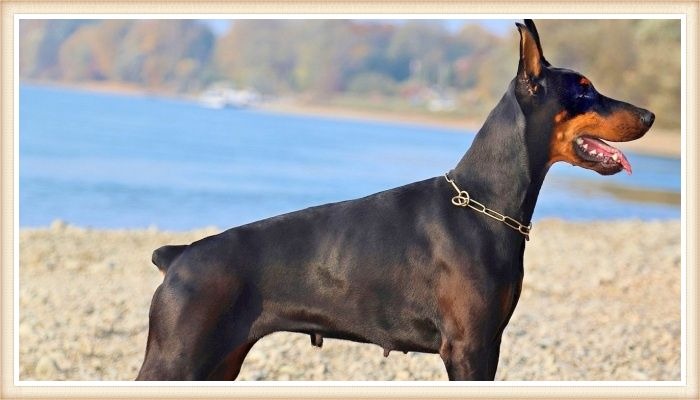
[199,87,261,109]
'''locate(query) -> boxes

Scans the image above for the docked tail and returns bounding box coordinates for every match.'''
[151,245,187,274]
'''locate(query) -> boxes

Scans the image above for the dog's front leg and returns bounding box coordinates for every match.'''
[439,338,500,381]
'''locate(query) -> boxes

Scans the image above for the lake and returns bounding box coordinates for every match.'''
[19,85,680,230]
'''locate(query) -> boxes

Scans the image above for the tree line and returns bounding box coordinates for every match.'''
[19,19,680,128]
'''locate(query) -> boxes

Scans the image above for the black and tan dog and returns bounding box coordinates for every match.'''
[137,20,654,380]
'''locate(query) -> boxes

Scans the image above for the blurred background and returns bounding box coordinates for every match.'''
[17,19,683,382]
[20,19,680,128]
[19,18,681,230]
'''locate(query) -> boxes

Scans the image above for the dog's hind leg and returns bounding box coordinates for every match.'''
[207,340,259,380]
[137,263,262,380]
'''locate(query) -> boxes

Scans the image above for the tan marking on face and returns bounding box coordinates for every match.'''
[579,77,591,86]
[554,110,567,123]
[548,110,645,167]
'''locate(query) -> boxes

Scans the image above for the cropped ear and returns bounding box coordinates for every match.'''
[524,19,550,67]
[516,21,545,81]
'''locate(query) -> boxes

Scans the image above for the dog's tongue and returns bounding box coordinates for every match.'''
[582,136,632,175]
[618,151,632,175]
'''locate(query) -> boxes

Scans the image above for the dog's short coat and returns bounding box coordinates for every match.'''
[137,20,654,381]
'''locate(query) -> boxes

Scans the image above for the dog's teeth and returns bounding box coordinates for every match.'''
[612,153,619,161]
[576,138,584,145]
[589,150,597,156]
[582,144,588,150]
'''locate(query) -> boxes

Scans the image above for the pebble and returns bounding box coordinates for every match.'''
[18,220,681,381]
[35,356,58,377]
[64,259,83,271]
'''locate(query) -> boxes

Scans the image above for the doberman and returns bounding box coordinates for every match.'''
[137,20,654,381]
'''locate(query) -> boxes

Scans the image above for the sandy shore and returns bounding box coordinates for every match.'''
[18,219,680,381]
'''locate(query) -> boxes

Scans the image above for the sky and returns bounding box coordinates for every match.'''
[201,19,517,36]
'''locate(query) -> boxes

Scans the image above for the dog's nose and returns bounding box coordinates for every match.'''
[640,110,655,127]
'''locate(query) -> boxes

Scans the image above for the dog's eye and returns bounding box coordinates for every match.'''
[576,84,594,99]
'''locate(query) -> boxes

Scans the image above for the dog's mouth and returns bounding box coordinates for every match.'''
[573,135,632,175]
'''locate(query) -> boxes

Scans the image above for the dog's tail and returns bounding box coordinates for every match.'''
[151,245,187,274]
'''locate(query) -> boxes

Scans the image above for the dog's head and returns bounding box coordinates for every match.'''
[513,19,654,175]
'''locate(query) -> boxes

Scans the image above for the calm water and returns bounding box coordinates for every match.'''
[19,85,680,230]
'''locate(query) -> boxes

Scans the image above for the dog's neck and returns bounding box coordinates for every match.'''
[451,82,551,225]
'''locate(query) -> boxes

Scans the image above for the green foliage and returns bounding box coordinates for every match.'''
[20,20,96,79]
[347,72,398,96]
[19,19,681,128]
[22,19,214,92]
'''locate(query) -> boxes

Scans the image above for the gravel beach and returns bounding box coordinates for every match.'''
[18,219,681,381]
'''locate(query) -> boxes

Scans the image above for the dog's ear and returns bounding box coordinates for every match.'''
[516,20,546,81]
[523,19,550,67]
[516,20,547,97]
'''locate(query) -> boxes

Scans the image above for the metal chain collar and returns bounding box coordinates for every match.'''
[444,173,532,240]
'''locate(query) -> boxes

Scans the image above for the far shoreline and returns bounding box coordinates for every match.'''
[22,80,681,158]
